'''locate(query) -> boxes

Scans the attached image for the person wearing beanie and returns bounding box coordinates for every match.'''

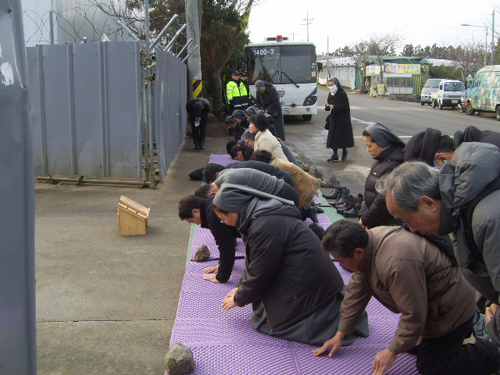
[358,123,405,229]
[403,128,442,166]
[254,80,286,140]
[231,109,250,140]
[325,77,354,162]
[186,97,211,149]
[249,113,287,162]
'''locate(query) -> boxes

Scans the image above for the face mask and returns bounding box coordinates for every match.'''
[330,85,338,94]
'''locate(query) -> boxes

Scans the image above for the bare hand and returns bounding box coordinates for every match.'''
[222,287,238,311]
[313,332,346,357]
[195,116,201,121]
[203,265,219,274]
[372,349,397,375]
[486,303,499,323]
[203,273,221,283]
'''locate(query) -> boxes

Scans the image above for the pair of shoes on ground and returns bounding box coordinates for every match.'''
[320,174,341,189]
[336,194,364,217]
[327,151,348,162]
[194,140,205,149]
[328,187,350,206]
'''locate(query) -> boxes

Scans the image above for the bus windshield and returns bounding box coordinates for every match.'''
[245,45,316,85]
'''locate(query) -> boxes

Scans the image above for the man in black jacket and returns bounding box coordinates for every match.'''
[186,97,211,149]
[178,195,240,283]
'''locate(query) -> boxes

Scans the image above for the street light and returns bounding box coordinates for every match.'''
[461,23,488,66]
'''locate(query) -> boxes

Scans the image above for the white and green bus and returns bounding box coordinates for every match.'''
[244,36,319,121]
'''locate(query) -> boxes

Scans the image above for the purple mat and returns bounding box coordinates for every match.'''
[209,154,238,166]
[168,157,418,375]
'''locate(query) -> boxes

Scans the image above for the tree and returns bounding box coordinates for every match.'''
[352,41,370,91]
[95,0,257,118]
[363,32,403,84]
[453,40,485,81]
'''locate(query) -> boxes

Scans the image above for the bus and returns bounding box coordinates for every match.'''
[244,36,319,121]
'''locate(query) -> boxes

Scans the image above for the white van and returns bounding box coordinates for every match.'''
[431,80,466,110]
[420,78,443,105]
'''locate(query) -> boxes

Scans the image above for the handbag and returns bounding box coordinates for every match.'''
[324,114,330,130]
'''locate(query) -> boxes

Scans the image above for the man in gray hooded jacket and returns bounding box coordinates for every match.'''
[378,142,500,348]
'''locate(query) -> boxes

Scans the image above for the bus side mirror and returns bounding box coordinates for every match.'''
[317,62,323,72]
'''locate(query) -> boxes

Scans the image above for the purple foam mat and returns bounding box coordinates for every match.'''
[209,154,238,166]
[168,156,418,375]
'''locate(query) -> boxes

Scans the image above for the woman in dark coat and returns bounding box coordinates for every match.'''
[213,183,368,345]
[254,80,286,141]
[358,123,404,229]
[325,77,354,161]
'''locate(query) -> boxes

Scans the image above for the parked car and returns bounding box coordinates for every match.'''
[420,78,443,105]
[431,80,466,110]
[466,65,500,120]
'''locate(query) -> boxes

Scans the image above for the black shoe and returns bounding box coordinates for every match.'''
[332,188,350,206]
[194,140,200,149]
[327,154,339,162]
[343,205,361,218]
[341,150,348,161]
[316,207,324,214]
[200,141,205,149]
[320,175,341,188]
[323,188,342,200]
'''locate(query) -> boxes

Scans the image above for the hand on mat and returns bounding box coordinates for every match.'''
[203,273,220,283]
[486,303,499,323]
[222,288,238,311]
[372,349,397,375]
[312,331,346,357]
[203,265,219,274]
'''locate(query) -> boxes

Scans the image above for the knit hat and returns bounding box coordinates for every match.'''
[255,80,266,88]
[232,110,245,120]
[225,115,236,124]
[404,128,442,166]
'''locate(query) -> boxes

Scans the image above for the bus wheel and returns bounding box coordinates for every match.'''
[302,115,312,121]
[496,106,500,121]
[466,103,474,115]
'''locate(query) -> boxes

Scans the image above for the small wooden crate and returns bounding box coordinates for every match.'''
[117,195,150,236]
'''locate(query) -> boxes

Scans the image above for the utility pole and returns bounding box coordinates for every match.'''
[492,10,496,65]
[185,0,203,98]
[301,12,313,42]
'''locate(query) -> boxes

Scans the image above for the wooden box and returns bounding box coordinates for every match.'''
[117,195,150,236]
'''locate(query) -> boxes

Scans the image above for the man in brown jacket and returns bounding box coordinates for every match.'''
[314,220,500,375]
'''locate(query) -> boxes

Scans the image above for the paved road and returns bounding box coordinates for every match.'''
[284,86,500,197]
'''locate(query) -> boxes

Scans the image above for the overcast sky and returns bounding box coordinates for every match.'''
[247,0,498,55]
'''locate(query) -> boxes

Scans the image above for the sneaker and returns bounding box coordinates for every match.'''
[327,155,339,162]
[320,175,341,189]
[472,311,490,342]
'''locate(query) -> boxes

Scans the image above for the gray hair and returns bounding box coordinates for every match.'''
[376,161,440,212]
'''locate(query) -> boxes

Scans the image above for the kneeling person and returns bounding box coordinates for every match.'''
[213,184,369,345]
[315,221,500,375]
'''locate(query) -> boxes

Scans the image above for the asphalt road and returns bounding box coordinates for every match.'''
[283,86,500,197]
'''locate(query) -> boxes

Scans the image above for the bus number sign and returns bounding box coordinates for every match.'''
[252,48,275,56]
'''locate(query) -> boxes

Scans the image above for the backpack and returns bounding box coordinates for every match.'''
[460,177,500,270]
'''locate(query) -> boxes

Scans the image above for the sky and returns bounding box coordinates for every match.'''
[247,0,499,55]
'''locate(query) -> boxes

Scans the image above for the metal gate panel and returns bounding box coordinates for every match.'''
[27,41,142,179]
[155,49,187,182]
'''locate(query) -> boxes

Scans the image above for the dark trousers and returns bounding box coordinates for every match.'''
[415,317,500,375]
[191,120,207,145]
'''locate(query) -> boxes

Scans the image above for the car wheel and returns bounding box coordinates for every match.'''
[432,100,437,108]
[421,102,425,106]
[496,106,500,121]
[466,103,474,115]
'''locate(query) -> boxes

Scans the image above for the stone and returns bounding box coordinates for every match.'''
[194,245,210,262]
[164,343,195,375]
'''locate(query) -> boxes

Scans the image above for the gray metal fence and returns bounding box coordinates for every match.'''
[27,41,187,183]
